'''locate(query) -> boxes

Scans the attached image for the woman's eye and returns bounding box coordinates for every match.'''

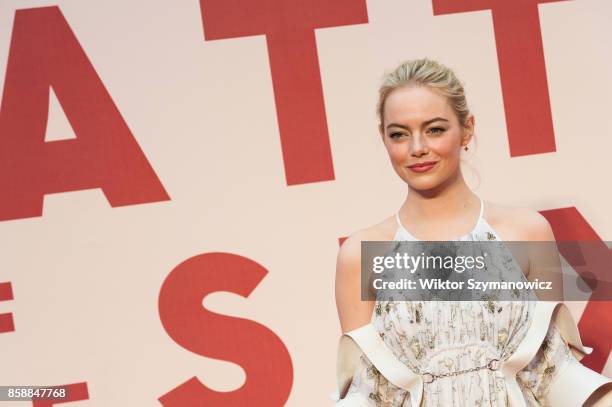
[390,132,405,139]
[428,127,445,135]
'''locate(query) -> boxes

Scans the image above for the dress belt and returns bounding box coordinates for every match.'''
[332,301,594,407]
[420,357,501,384]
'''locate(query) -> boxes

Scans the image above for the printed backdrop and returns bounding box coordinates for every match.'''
[0,0,611,405]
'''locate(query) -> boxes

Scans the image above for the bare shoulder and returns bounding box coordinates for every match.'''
[336,216,397,276]
[335,216,396,331]
[484,201,556,241]
[339,216,396,254]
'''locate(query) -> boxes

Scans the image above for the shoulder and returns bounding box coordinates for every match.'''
[336,216,397,274]
[335,218,396,331]
[485,201,556,241]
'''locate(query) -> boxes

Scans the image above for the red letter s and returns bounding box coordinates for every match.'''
[158,252,293,406]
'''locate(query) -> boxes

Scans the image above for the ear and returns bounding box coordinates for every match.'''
[462,115,475,146]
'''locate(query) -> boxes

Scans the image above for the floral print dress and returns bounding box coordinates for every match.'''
[342,202,579,406]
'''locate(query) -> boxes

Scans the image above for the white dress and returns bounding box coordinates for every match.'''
[333,197,611,407]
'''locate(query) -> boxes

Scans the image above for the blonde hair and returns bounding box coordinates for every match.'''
[377,58,471,133]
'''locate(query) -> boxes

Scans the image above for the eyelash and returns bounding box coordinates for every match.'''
[389,127,446,139]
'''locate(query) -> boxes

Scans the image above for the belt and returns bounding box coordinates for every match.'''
[421,357,501,384]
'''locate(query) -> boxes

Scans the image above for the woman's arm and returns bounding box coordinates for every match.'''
[335,232,375,333]
[334,232,412,405]
[521,209,564,301]
[333,232,376,403]
[520,209,612,405]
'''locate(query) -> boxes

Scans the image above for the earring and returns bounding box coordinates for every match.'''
[463,145,469,151]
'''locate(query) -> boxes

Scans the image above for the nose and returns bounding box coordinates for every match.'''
[410,133,428,157]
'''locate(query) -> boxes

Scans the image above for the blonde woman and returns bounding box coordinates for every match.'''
[333,59,612,406]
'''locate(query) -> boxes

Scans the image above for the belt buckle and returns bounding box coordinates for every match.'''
[487,359,501,371]
[422,373,435,384]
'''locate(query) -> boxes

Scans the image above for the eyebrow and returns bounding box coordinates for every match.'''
[386,117,449,130]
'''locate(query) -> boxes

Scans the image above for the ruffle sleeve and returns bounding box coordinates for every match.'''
[331,324,422,407]
[515,309,611,407]
[339,354,410,406]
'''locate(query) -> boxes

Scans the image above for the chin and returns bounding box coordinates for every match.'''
[407,180,443,191]
[401,172,450,191]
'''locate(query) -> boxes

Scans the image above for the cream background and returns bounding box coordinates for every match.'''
[0,0,610,405]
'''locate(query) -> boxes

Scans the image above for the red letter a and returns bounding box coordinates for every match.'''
[0,6,170,222]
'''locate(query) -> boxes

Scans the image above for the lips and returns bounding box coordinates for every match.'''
[408,161,438,168]
[407,161,438,173]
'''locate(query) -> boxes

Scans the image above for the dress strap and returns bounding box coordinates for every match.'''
[477,196,484,220]
[395,212,403,229]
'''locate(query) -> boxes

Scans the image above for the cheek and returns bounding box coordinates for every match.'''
[429,136,461,159]
[386,143,409,165]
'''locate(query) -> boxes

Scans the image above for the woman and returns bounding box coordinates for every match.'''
[333,59,612,406]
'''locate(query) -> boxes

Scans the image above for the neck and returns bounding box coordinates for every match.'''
[402,170,479,222]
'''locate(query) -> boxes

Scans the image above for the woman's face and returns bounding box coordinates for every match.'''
[380,85,473,192]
